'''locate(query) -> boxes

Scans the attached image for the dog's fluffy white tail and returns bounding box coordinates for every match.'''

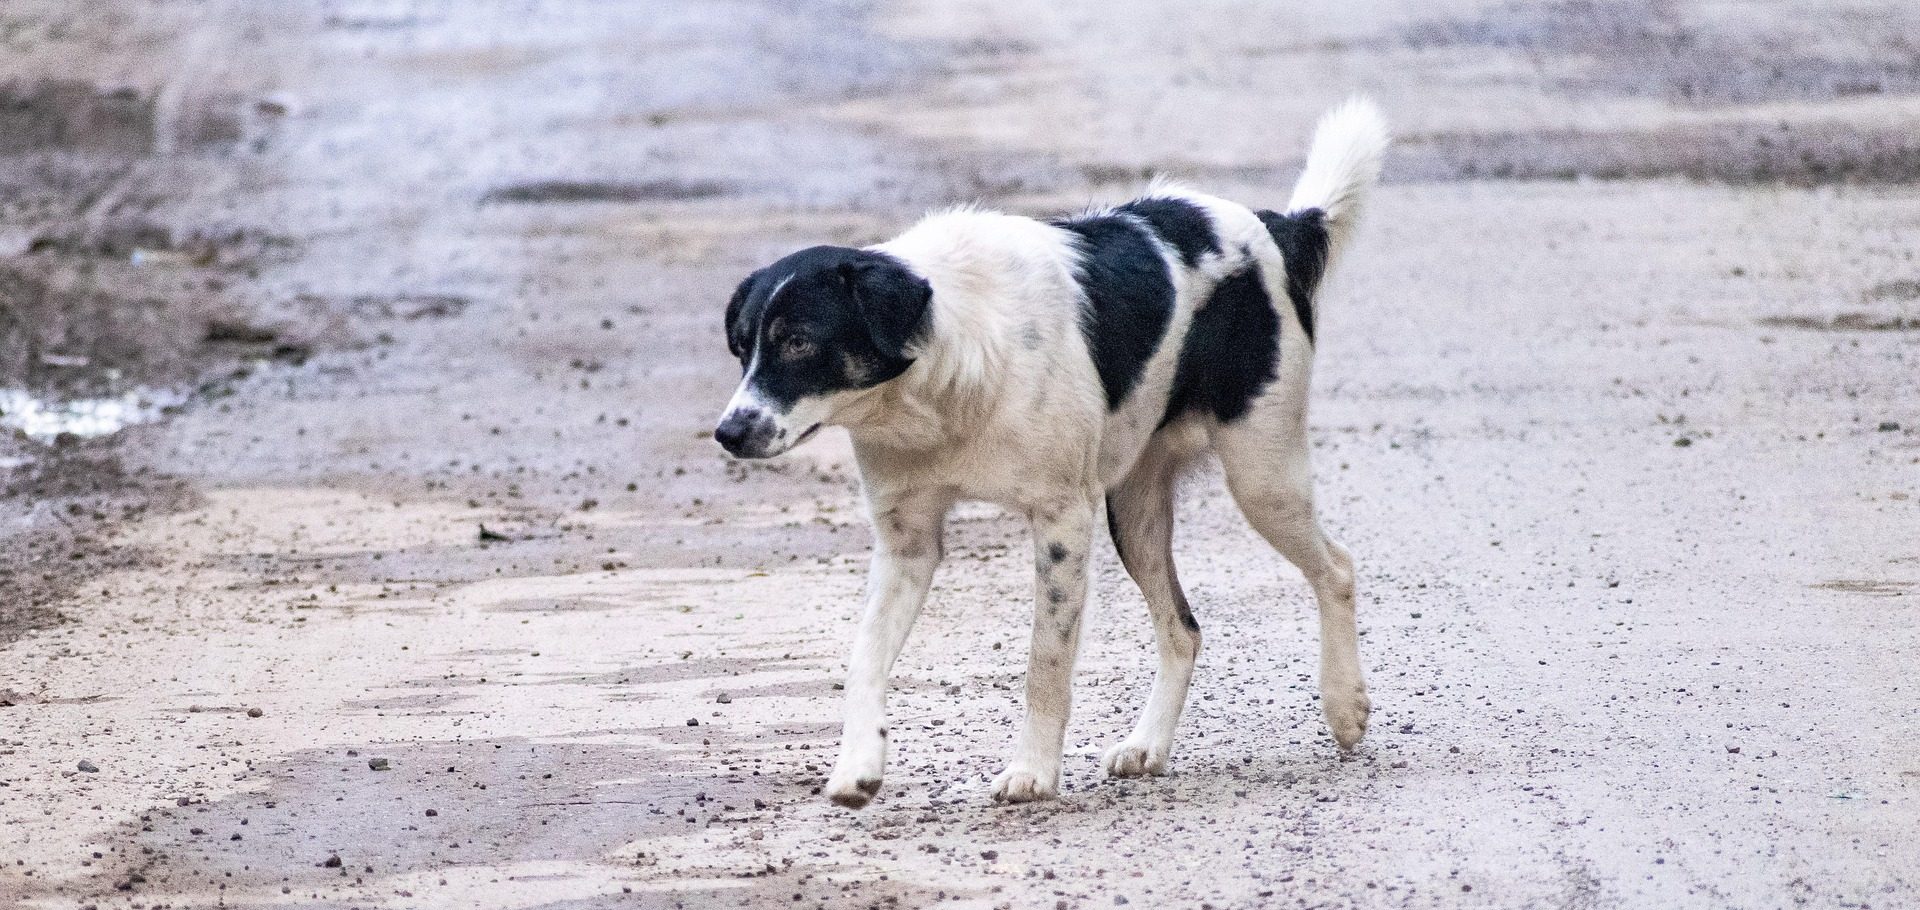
[1285,96,1389,262]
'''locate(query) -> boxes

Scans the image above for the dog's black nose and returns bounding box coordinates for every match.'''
[714,410,759,456]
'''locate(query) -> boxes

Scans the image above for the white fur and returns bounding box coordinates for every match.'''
[796,100,1389,807]
[1285,95,1389,263]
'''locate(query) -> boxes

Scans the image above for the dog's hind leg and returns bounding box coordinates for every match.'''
[1100,442,1201,777]
[825,490,950,808]
[1215,410,1370,750]
[992,495,1099,803]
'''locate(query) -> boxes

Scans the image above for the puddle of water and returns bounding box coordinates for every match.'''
[0,388,183,442]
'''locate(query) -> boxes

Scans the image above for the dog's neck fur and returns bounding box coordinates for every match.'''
[842,208,1074,453]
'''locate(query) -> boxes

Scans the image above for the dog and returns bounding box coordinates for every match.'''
[715,98,1388,806]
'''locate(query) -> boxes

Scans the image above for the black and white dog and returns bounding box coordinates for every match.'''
[716,99,1387,806]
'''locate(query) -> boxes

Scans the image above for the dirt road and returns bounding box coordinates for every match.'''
[3,1,1918,907]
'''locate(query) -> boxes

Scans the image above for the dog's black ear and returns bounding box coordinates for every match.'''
[724,274,755,358]
[841,256,931,361]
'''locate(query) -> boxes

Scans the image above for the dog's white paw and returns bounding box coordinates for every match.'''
[1101,739,1170,778]
[824,766,884,809]
[1324,686,1371,750]
[990,766,1058,804]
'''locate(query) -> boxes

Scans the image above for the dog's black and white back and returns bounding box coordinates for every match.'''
[716,99,1389,805]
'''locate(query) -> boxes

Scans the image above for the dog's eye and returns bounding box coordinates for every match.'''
[781,336,816,359]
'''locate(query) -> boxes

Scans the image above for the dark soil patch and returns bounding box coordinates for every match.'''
[0,260,235,397]
[0,78,242,156]
[1394,118,1920,185]
[0,440,191,645]
[1866,279,1920,303]
[480,178,733,204]
[1382,1,1920,185]
[1400,0,1920,106]
[0,79,158,156]
[1756,313,1920,332]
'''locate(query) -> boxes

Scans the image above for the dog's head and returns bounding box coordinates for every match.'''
[715,246,931,458]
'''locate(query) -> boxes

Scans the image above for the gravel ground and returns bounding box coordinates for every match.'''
[2,1,1917,908]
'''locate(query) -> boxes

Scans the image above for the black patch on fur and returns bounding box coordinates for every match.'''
[1048,587,1065,604]
[1052,215,1176,409]
[1117,197,1219,268]
[1160,262,1281,427]
[1174,594,1200,633]
[1255,208,1330,344]
[1047,543,1068,563]
[724,246,930,409]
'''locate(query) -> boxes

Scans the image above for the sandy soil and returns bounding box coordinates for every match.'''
[3,1,1918,908]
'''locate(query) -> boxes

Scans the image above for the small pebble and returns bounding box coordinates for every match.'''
[247,707,264,718]
[368,757,391,771]
[715,693,731,704]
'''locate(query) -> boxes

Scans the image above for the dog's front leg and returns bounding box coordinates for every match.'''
[992,497,1097,803]
[824,494,946,809]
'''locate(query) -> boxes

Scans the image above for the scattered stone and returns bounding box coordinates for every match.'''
[715,693,732,704]
[1673,436,1693,447]
[981,849,999,860]
[321,854,342,868]
[76,760,99,773]
[425,808,438,817]
[246,707,264,718]
[367,757,391,771]
[686,718,699,726]
[478,524,512,542]
[1726,745,1741,754]
[1879,421,1901,432]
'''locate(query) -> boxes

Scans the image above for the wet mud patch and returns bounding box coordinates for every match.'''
[1756,279,1920,332]
[1811,579,1917,597]
[1382,1,1920,185]
[0,440,190,644]
[1399,0,1920,106]
[0,77,246,157]
[1396,118,1920,185]
[0,79,159,156]
[0,260,240,397]
[1756,313,1920,332]
[1866,279,1920,303]
[36,737,813,907]
[481,179,734,205]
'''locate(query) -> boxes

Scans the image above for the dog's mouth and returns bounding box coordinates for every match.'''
[793,423,821,446]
